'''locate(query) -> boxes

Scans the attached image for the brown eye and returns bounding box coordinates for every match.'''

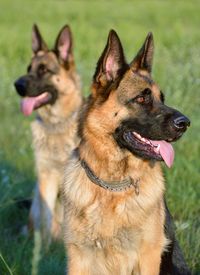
[38,64,47,75]
[126,88,152,105]
[136,89,152,105]
[136,96,145,104]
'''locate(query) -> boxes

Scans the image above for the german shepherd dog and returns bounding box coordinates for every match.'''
[63,30,190,274]
[14,24,82,245]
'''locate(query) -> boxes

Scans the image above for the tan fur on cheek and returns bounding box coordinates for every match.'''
[88,91,129,134]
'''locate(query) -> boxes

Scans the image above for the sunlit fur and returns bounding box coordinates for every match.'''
[63,30,172,275]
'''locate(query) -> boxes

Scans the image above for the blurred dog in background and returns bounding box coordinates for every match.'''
[14,24,82,246]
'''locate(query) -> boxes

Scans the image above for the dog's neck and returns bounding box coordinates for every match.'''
[79,153,139,192]
[36,109,78,134]
[79,135,157,184]
[37,90,82,129]
[78,137,163,196]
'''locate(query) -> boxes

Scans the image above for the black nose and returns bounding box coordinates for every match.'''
[173,115,190,130]
[14,78,27,96]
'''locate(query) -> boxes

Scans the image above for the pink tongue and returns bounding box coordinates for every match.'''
[151,140,174,168]
[21,97,38,116]
[20,93,50,116]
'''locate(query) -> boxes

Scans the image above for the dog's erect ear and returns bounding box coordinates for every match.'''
[32,24,48,54]
[93,30,126,87]
[130,32,154,73]
[54,25,73,64]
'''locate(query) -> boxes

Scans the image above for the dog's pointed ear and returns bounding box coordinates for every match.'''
[93,30,126,87]
[32,24,48,54]
[54,25,73,64]
[130,32,154,73]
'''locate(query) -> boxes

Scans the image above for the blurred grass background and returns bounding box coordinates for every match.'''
[0,0,199,274]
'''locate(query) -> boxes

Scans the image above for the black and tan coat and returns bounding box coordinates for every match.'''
[63,30,190,275]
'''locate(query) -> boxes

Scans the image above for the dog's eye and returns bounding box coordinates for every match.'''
[38,64,47,75]
[141,88,152,103]
[135,89,152,105]
[126,88,152,105]
[136,96,145,104]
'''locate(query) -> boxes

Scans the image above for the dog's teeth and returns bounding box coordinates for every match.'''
[133,132,141,139]
[154,144,160,153]
[133,132,153,147]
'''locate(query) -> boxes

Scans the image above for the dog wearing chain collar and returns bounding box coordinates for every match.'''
[63,30,190,274]
[14,24,82,246]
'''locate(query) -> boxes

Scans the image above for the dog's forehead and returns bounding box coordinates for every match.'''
[31,51,59,68]
[118,70,161,99]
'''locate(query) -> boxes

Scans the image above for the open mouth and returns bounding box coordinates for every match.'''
[124,131,174,168]
[20,92,52,116]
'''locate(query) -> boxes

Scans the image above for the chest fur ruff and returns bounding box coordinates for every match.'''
[31,120,78,165]
[63,158,166,253]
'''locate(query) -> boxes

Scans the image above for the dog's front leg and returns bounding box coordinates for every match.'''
[38,169,60,246]
[137,245,162,275]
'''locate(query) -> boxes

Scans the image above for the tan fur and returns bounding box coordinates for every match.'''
[62,31,170,274]
[13,24,85,247]
[29,63,82,245]
[63,151,167,274]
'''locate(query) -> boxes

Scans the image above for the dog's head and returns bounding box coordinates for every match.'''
[14,24,80,116]
[81,30,190,168]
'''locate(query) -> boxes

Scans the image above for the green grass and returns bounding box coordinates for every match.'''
[0,0,199,274]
